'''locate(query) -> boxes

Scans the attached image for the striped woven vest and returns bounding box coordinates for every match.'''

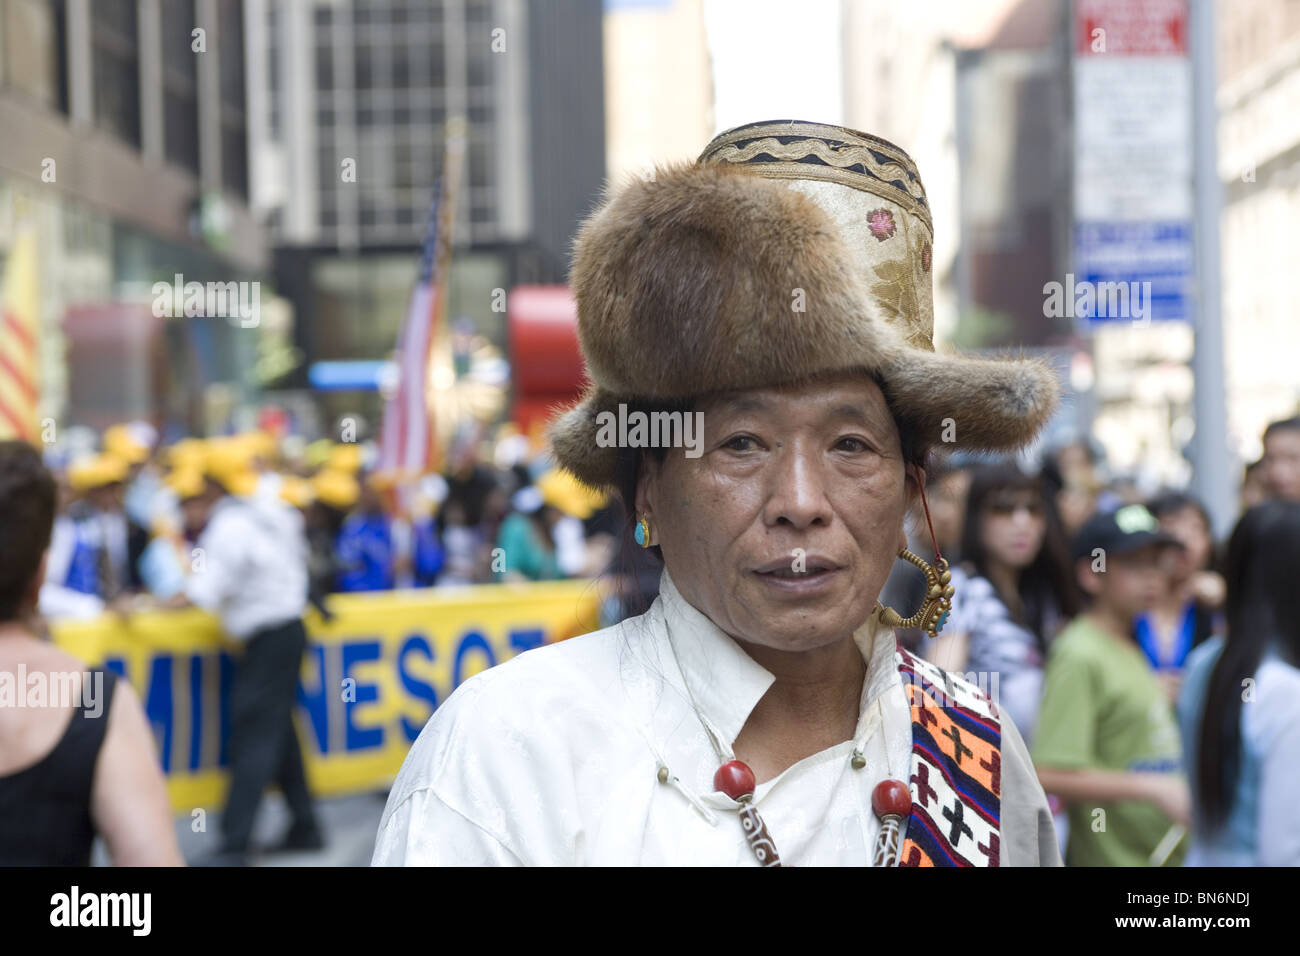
[894,646,1002,866]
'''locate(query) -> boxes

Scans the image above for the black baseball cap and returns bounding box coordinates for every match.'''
[1072,504,1184,561]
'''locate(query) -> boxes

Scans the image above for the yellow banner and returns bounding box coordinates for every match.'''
[50,580,603,813]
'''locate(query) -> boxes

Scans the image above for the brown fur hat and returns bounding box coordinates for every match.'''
[549,151,1058,490]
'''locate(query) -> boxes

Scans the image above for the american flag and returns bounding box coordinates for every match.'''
[377,189,443,477]
[377,118,467,478]
[0,220,40,443]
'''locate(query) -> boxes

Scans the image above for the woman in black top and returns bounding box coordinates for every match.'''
[0,441,181,866]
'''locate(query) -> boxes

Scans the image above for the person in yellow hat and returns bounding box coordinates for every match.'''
[107,424,170,586]
[46,454,135,604]
[333,472,397,592]
[166,439,323,864]
[133,467,208,602]
[103,424,150,477]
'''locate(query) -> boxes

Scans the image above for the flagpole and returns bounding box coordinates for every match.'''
[423,116,469,476]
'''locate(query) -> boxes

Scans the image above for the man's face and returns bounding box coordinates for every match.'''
[1157,505,1211,580]
[181,496,211,536]
[1263,429,1300,503]
[1081,544,1168,622]
[89,483,124,513]
[640,373,916,655]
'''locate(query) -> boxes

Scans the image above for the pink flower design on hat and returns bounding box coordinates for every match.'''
[867,208,897,242]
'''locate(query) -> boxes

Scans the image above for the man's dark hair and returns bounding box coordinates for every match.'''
[1263,416,1300,445]
[1146,489,1212,529]
[0,441,58,621]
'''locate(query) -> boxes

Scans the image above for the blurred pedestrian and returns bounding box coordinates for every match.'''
[1177,501,1300,865]
[104,423,157,584]
[493,486,562,582]
[0,440,182,866]
[926,458,972,560]
[438,499,485,585]
[48,455,132,605]
[335,477,395,592]
[1260,416,1300,503]
[923,462,1079,746]
[1044,440,1104,539]
[1138,492,1225,701]
[1034,504,1190,866]
[1240,458,1269,512]
[179,445,323,864]
[408,474,448,588]
[308,468,356,606]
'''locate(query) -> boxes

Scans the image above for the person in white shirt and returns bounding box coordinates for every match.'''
[1177,500,1300,865]
[180,468,322,863]
[375,121,1063,866]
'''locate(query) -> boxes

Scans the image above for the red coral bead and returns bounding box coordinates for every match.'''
[872,779,912,819]
[713,760,756,800]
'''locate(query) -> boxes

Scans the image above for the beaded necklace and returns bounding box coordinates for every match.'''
[659,620,912,867]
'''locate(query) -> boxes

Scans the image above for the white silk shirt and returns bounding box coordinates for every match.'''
[372,568,1061,866]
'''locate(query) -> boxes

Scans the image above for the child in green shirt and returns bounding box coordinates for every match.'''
[1033,504,1191,866]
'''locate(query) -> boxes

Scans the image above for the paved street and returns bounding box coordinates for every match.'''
[93,790,391,867]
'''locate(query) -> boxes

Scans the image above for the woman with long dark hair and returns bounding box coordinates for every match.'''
[1177,501,1300,865]
[924,461,1079,745]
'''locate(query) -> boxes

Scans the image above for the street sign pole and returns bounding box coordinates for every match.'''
[1189,0,1234,538]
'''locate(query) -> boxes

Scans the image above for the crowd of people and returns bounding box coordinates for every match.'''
[5,420,654,865]
[896,415,1300,866]
[4,412,1300,866]
[35,422,642,627]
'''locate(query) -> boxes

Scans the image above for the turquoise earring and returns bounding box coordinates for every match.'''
[634,514,652,548]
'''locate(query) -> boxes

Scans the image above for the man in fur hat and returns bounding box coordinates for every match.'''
[374,121,1062,866]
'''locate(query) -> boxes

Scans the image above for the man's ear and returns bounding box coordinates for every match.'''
[633,453,656,521]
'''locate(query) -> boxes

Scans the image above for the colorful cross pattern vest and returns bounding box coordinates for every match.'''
[894,646,1002,866]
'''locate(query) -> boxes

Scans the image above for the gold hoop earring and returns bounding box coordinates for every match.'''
[874,549,954,638]
[634,514,653,548]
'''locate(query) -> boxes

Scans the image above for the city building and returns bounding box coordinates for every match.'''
[1217,0,1300,464]
[249,0,606,436]
[0,0,271,436]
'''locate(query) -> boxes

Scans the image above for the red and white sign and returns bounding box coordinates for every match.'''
[1075,0,1187,57]
[1073,0,1193,222]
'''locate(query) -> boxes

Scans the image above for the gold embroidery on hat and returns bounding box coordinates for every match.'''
[703,142,933,234]
[703,121,923,178]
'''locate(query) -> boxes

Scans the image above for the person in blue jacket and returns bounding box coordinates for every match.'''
[334,479,395,592]
[411,511,445,587]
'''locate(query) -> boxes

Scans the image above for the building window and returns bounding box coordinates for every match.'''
[218,0,248,199]
[1,0,69,113]
[92,0,141,147]
[161,0,199,174]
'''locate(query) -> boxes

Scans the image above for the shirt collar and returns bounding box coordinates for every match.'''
[656,566,899,751]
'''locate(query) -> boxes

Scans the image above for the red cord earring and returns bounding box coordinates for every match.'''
[872,475,955,636]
